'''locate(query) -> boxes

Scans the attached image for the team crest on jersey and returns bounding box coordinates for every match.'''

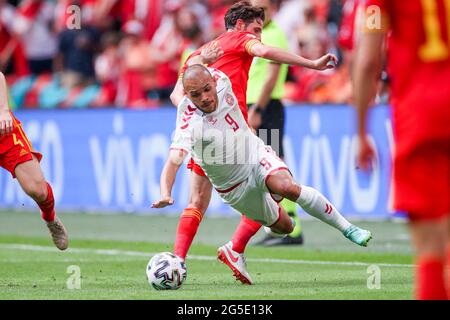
[225,93,235,106]
[207,116,217,125]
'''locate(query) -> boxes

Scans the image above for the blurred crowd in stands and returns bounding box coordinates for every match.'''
[0,0,387,109]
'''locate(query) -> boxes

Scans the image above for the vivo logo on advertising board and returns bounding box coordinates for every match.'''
[0,107,394,218]
[89,114,168,207]
[283,110,394,215]
[88,113,224,211]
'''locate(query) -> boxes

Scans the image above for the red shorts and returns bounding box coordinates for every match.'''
[0,114,43,178]
[187,158,206,177]
[392,139,450,221]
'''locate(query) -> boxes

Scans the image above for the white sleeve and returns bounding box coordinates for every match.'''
[170,99,193,153]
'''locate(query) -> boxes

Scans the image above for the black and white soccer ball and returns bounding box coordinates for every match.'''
[146,252,187,290]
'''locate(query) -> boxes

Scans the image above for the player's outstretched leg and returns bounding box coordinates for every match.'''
[266,170,372,247]
[174,207,204,260]
[256,198,304,246]
[173,172,212,261]
[281,199,304,243]
[218,209,295,285]
[217,215,261,285]
[217,240,253,285]
[266,206,295,236]
[447,219,450,298]
[15,157,68,250]
[410,216,448,299]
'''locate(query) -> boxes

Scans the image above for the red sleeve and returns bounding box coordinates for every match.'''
[232,32,260,55]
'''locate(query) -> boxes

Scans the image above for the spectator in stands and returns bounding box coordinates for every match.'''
[187,0,210,35]
[56,8,100,89]
[177,7,205,68]
[284,2,334,103]
[305,0,363,105]
[147,1,186,102]
[0,0,29,76]
[274,0,310,54]
[54,0,97,33]
[2,0,382,108]
[13,0,58,75]
[94,32,121,106]
[94,0,164,41]
[208,0,235,39]
[115,20,155,108]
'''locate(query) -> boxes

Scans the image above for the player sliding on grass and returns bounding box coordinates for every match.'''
[168,1,338,285]
[153,65,372,284]
[0,72,68,250]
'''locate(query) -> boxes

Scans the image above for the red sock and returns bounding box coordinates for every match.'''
[38,182,55,222]
[416,256,448,300]
[231,215,261,254]
[447,246,450,298]
[173,208,203,260]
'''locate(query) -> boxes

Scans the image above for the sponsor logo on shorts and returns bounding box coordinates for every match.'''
[19,149,28,157]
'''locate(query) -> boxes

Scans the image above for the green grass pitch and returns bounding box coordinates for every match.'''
[0,210,413,299]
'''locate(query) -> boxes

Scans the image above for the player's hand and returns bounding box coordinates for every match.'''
[200,41,224,65]
[151,197,175,208]
[0,108,13,137]
[248,107,262,129]
[356,135,377,171]
[313,53,338,70]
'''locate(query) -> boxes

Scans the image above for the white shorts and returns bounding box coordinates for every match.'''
[217,146,290,226]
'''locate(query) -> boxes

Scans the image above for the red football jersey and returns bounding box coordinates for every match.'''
[365,0,450,153]
[180,31,260,122]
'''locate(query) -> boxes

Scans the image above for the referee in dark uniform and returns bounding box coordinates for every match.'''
[248,0,304,245]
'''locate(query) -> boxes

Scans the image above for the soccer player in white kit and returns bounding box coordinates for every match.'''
[153,65,372,282]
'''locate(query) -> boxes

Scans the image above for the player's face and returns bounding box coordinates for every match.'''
[237,18,263,40]
[184,76,218,113]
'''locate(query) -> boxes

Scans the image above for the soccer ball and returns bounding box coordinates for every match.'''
[146,252,187,290]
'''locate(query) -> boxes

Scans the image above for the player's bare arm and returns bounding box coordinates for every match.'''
[151,148,188,208]
[0,72,13,137]
[170,80,185,107]
[188,41,224,66]
[352,32,385,171]
[249,42,338,70]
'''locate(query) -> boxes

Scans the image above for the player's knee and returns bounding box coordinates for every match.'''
[270,223,292,235]
[275,179,298,200]
[285,221,294,234]
[23,180,47,202]
[275,221,294,234]
[189,192,209,213]
[188,198,208,214]
[270,216,294,235]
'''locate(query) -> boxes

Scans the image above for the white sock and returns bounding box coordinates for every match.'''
[296,185,351,232]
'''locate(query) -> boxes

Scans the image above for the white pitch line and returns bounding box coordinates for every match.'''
[0,243,414,268]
